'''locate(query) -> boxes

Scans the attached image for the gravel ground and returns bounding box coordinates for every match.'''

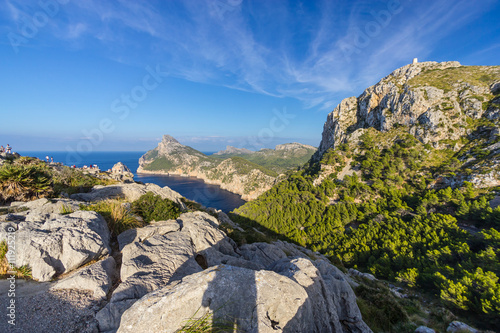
[0,285,102,333]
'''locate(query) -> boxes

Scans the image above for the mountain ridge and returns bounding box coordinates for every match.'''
[137,136,316,200]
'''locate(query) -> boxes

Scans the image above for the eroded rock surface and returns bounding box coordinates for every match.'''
[0,210,110,281]
[94,211,371,333]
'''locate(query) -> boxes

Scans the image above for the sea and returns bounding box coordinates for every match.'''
[19,151,246,213]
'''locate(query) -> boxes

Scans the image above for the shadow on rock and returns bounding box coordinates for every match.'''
[108,211,372,333]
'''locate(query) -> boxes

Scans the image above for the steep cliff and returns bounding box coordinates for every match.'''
[314,60,500,187]
[137,135,316,200]
[232,61,500,331]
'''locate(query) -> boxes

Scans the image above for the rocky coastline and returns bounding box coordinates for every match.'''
[0,155,373,332]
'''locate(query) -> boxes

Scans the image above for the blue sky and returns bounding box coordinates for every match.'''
[0,0,499,153]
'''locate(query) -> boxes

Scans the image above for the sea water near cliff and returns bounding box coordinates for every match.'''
[19,151,246,213]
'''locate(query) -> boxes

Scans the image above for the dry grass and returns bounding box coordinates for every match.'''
[0,240,32,279]
[81,199,143,236]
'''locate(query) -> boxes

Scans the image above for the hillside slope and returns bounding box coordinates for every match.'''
[137,135,316,200]
[214,142,317,174]
[233,61,500,331]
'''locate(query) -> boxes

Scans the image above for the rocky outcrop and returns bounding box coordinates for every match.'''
[110,162,134,183]
[415,326,436,333]
[0,152,20,165]
[0,210,110,281]
[51,256,116,300]
[70,183,185,209]
[8,197,81,217]
[95,211,371,332]
[118,265,312,333]
[314,61,500,188]
[446,321,478,333]
[0,178,371,332]
[315,61,500,159]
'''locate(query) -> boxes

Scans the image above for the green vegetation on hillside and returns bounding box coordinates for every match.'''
[142,157,177,171]
[141,140,315,177]
[408,66,500,93]
[226,156,278,177]
[232,126,500,328]
[214,146,316,174]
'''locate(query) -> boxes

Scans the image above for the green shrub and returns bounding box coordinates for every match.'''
[131,192,181,223]
[0,164,52,203]
[355,284,409,332]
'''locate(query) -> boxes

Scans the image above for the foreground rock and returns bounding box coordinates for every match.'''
[118,265,312,333]
[0,210,110,281]
[70,182,185,209]
[51,257,117,300]
[96,212,238,332]
[96,211,371,332]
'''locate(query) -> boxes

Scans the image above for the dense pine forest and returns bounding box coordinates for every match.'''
[232,127,500,328]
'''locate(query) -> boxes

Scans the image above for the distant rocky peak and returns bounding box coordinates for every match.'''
[275,143,316,151]
[214,146,254,155]
[161,135,180,144]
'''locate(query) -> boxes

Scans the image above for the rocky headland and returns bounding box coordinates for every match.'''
[137,135,316,200]
[314,60,500,188]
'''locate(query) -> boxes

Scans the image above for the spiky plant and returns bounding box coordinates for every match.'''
[0,164,52,203]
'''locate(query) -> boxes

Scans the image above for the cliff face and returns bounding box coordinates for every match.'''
[316,61,500,158]
[138,136,316,200]
[315,61,500,187]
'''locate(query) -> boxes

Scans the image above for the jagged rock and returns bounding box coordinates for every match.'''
[11,198,81,218]
[96,212,239,332]
[51,257,116,300]
[349,268,377,281]
[317,96,358,157]
[0,152,20,165]
[270,257,371,333]
[117,265,313,333]
[110,162,135,183]
[314,61,499,159]
[70,183,185,209]
[446,321,478,333]
[238,242,288,268]
[485,96,500,120]
[207,208,244,231]
[0,211,110,281]
[490,81,500,94]
[97,211,370,332]
[415,326,435,333]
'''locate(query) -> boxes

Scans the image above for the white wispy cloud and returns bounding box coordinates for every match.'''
[4,0,495,110]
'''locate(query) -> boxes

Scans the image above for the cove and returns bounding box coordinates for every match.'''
[135,173,246,213]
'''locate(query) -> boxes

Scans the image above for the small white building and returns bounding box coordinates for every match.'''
[412,58,418,64]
